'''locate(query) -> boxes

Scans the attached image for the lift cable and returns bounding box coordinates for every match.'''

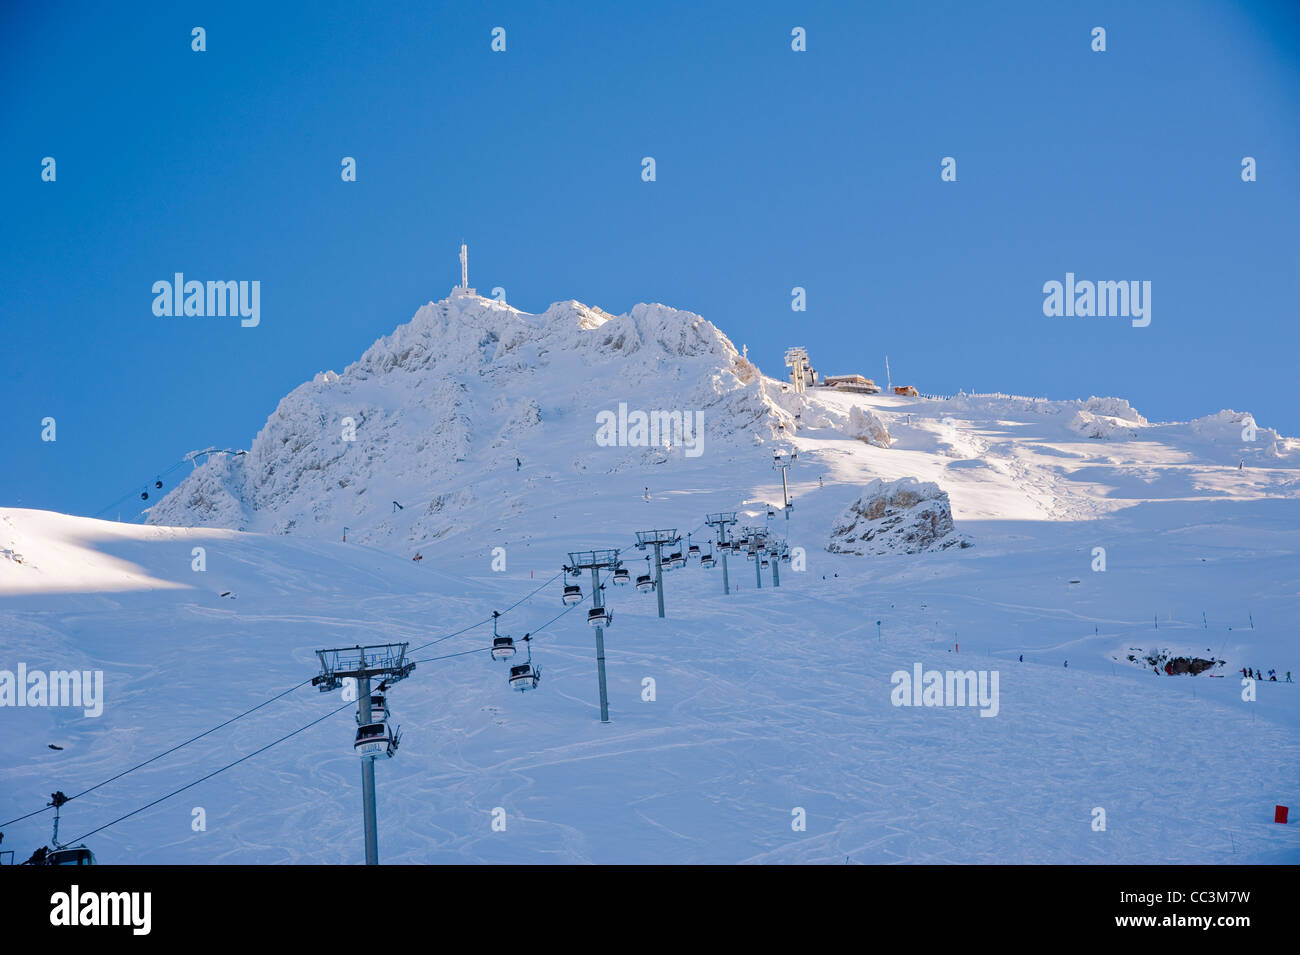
[60,699,356,848]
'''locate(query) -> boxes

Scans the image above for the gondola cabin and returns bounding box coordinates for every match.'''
[612,566,630,586]
[509,663,540,691]
[46,845,96,866]
[491,636,516,660]
[561,584,583,606]
[700,552,716,568]
[635,573,655,593]
[354,694,388,724]
[354,721,399,759]
[587,606,612,628]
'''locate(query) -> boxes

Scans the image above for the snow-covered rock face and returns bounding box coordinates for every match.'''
[827,477,968,555]
[146,294,793,545]
[847,406,891,448]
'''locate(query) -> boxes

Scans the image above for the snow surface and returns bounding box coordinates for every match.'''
[2,292,1298,864]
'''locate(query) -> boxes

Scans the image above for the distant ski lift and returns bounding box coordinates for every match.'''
[354,720,400,760]
[635,573,655,592]
[46,845,96,866]
[612,565,630,586]
[701,551,716,569]
[760,558,770,569]
[668,551,686,569]
[154,479,163,489]
[509,662,540,691]
[766,507,775,519]
[587,606,612,628]
[561,584,583,606]
[140,491,148,501]
[688,543,701,559]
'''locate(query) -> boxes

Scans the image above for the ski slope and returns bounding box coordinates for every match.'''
[2,294,1298,864]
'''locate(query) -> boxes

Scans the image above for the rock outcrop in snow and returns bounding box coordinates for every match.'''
[847,406,892,448]
[827,477,969,555]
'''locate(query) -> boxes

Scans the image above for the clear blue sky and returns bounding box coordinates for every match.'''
[3,0,1298,519]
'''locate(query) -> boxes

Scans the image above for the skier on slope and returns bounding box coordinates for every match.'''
[516,457,521,471]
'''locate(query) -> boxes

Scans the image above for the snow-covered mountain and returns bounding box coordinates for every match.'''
[145,294,790,547]
[3,291,1299,865]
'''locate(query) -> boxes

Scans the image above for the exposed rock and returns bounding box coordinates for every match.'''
[828,477,969,555]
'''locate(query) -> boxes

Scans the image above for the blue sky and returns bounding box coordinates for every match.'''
[3,0,1298,518]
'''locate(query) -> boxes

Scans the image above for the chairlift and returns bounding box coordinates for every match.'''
[354,720,400,759]
[489,610,516,660]
[561,583,583,606]
[637,553,655,589]
[354,693,389,724]
[140,491,148,501]
[612,565,630,586]
[767,507,776,519]
[587,606,612,628]
[508,635,540,691]
[701,551,716,568]
[38,791,98,865]
[760,557,770,569]
[45,845,96,866]
[687,534,700,559]
[509,662,540,691]
[154,479,163,489]
[668,551,686,570]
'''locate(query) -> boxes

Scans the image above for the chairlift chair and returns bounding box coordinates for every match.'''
[45,845,96,866]
[489,610,516,660]
[635,573,655,592]
[587,606,612,628]
[509,662,540,691]
[612,565,630,586]
[561,583,583,606]
[701,551,716,568]
[668,551,686,570]
[354,693,388,724]
[354,721,399,759]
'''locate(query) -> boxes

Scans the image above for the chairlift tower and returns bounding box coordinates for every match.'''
[784,347,811,394]
[742,526,769,589]
[704,511,738,595]
[635,529,680,619]
[566,549,621,723]
[772,450,797,519]
[312,643,415,865]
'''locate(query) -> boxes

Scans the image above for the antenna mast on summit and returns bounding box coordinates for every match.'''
[459,242,469,289]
